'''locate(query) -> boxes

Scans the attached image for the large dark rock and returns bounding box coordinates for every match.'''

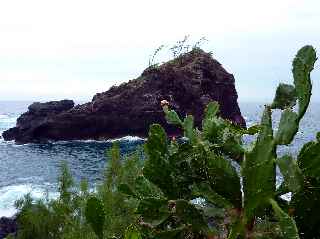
[0,217,17,239]
[2,100,75,142]
[2,49,245,143]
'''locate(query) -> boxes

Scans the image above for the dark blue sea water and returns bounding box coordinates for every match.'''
[0,101,319,216]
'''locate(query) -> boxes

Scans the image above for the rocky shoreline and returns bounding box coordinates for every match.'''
[0,217,17,239]
[2,49,245,144]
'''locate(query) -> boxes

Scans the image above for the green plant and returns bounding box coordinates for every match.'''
[192,37,208,50]
[85,197,105,239]
[147,36,208,69]
[169,35,191,58]
[15,143,144,239]
[119,45,318,238]
[271,46,319,239]
[148,45,166,67]
[14,162,92,239]
[286,133,320,238]
[97,143,145,238]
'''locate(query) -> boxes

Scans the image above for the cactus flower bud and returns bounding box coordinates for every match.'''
[160,99,169,107]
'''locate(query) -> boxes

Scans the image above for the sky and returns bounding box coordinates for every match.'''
[0,0,319,102]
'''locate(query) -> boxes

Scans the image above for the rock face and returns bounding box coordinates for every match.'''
[0,217,17,239]
[3,49,245,143]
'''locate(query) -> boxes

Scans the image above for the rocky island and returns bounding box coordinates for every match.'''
[2,49,245,143]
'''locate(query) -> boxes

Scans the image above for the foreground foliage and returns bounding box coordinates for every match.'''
[116,45,318,239]
[13,146,143,239]
[10,45,319,239]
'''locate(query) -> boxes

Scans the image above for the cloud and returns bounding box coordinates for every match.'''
[0,0,319,101]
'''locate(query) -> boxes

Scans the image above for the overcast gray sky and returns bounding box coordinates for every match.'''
[0,0,319,102]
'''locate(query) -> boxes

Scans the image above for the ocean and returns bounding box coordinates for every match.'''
[0,101,319,217]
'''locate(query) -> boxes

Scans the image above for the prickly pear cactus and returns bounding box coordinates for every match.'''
[242,105,276,222]
[271,46,318,238]
[236,45,317,238]
[85,196,105,239]
[120,45,318,238]
[290,134,320,238]
[293,45,317,118]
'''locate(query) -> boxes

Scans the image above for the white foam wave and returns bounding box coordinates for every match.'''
[0,184,58,217]
[48,136,145,145]
[107,136,145,142]
[0,139,28,146]
[1,136,145,146]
